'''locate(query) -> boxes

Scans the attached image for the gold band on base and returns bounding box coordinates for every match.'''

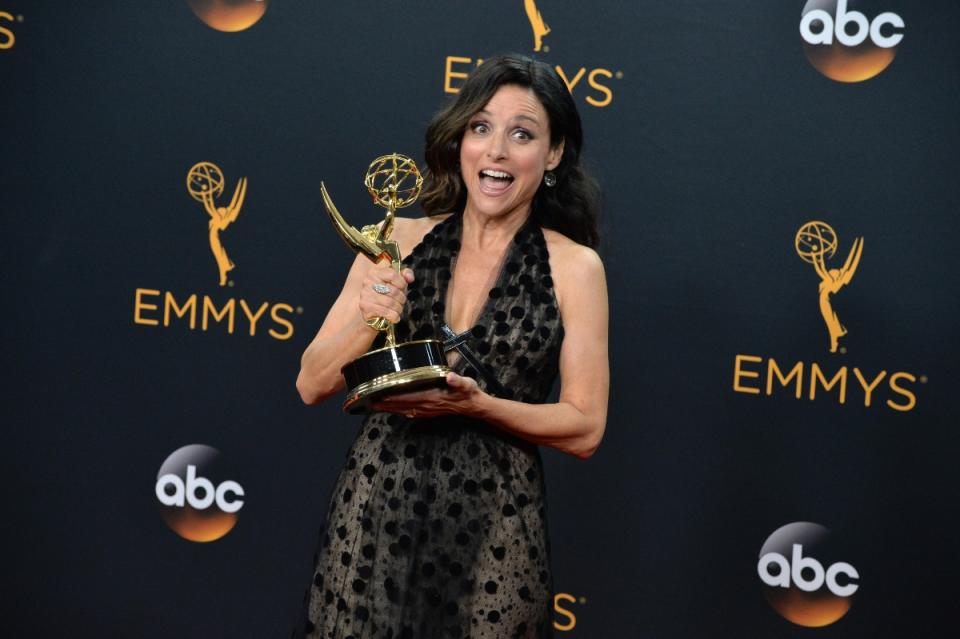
[343,364,451,414]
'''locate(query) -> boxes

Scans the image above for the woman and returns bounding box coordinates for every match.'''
[295,54,609,639]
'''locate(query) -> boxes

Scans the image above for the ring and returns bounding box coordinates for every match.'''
[372,283,391,295]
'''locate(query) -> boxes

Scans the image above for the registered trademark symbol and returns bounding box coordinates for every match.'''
[615,70,623,79]
[579,597,587,604]
[228,280,235,287]
[839,346,847,354]
[296,306,304,315]
[920,375,928,384]
[543,45,550,53]
[16,14,24,22]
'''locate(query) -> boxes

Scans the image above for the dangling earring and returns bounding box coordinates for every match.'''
[543,171,557,187]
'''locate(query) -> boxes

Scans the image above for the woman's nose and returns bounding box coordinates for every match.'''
[485,133,508,160]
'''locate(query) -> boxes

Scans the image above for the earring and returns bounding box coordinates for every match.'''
[543,171,557,187]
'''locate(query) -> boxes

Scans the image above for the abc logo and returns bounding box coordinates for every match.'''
[155,444,244,542]
[187,0,267,33]
[800,0,904,82]
[757,522,859,627]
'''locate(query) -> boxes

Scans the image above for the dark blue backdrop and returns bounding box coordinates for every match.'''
[2,1,957,636]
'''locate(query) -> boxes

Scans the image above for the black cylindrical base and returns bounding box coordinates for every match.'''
[341,339,450,414]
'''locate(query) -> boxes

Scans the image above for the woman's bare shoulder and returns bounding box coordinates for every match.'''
[542,228,605,309]
[542,228,603,274]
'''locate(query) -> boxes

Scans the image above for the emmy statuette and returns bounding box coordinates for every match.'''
[795,221,864,354]
[321,154,451,414]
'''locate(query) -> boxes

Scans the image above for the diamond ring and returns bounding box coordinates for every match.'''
[372,283,391,295]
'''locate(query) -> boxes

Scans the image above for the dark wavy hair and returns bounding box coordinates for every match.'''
[421,53,601,249]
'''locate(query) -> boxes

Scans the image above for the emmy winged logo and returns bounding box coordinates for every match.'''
[730,220,922,412]
[187,161,247,287]
[524,0,551,52]
[442,1,623,108]
[795,221,863,353]
[130,160,300,342]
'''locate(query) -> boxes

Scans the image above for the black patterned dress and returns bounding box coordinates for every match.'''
[296,213,564,639]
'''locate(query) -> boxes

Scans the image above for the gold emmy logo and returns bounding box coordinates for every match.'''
[796,221,863,353]
[186,0,267,33]
[443,2,622,107]
[524,0,551,52]
[187,161,247,287]
[131,162,298,341]
[730,222,919,412]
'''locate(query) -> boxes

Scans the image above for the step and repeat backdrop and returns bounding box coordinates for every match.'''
[2,1,957,637]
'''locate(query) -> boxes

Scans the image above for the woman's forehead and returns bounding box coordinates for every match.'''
[476,85,548,123]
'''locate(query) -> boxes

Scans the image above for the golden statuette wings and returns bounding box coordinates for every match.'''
[319,181,400,265]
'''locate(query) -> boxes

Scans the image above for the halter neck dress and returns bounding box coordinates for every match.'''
[297,212,564,639]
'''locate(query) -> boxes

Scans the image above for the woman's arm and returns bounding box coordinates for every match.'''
[477,243,608,458]
[374,242,609,459]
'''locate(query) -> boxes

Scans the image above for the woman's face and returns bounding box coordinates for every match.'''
[459,84,564,222]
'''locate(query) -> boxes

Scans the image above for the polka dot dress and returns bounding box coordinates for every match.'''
[296,213,564,638]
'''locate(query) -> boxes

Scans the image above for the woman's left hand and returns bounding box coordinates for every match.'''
[372,372,485,418]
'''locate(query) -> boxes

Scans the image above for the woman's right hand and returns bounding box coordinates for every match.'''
[358,259,415,326]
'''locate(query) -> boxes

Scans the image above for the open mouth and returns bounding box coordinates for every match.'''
[478,169,514,194]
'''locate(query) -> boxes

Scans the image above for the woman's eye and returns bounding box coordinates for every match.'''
[470,122,489,134]
[512,128,532,141]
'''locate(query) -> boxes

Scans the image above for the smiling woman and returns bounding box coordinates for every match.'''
[421,55,601,249]
[294,54,609,639]
[458,85,564,223]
